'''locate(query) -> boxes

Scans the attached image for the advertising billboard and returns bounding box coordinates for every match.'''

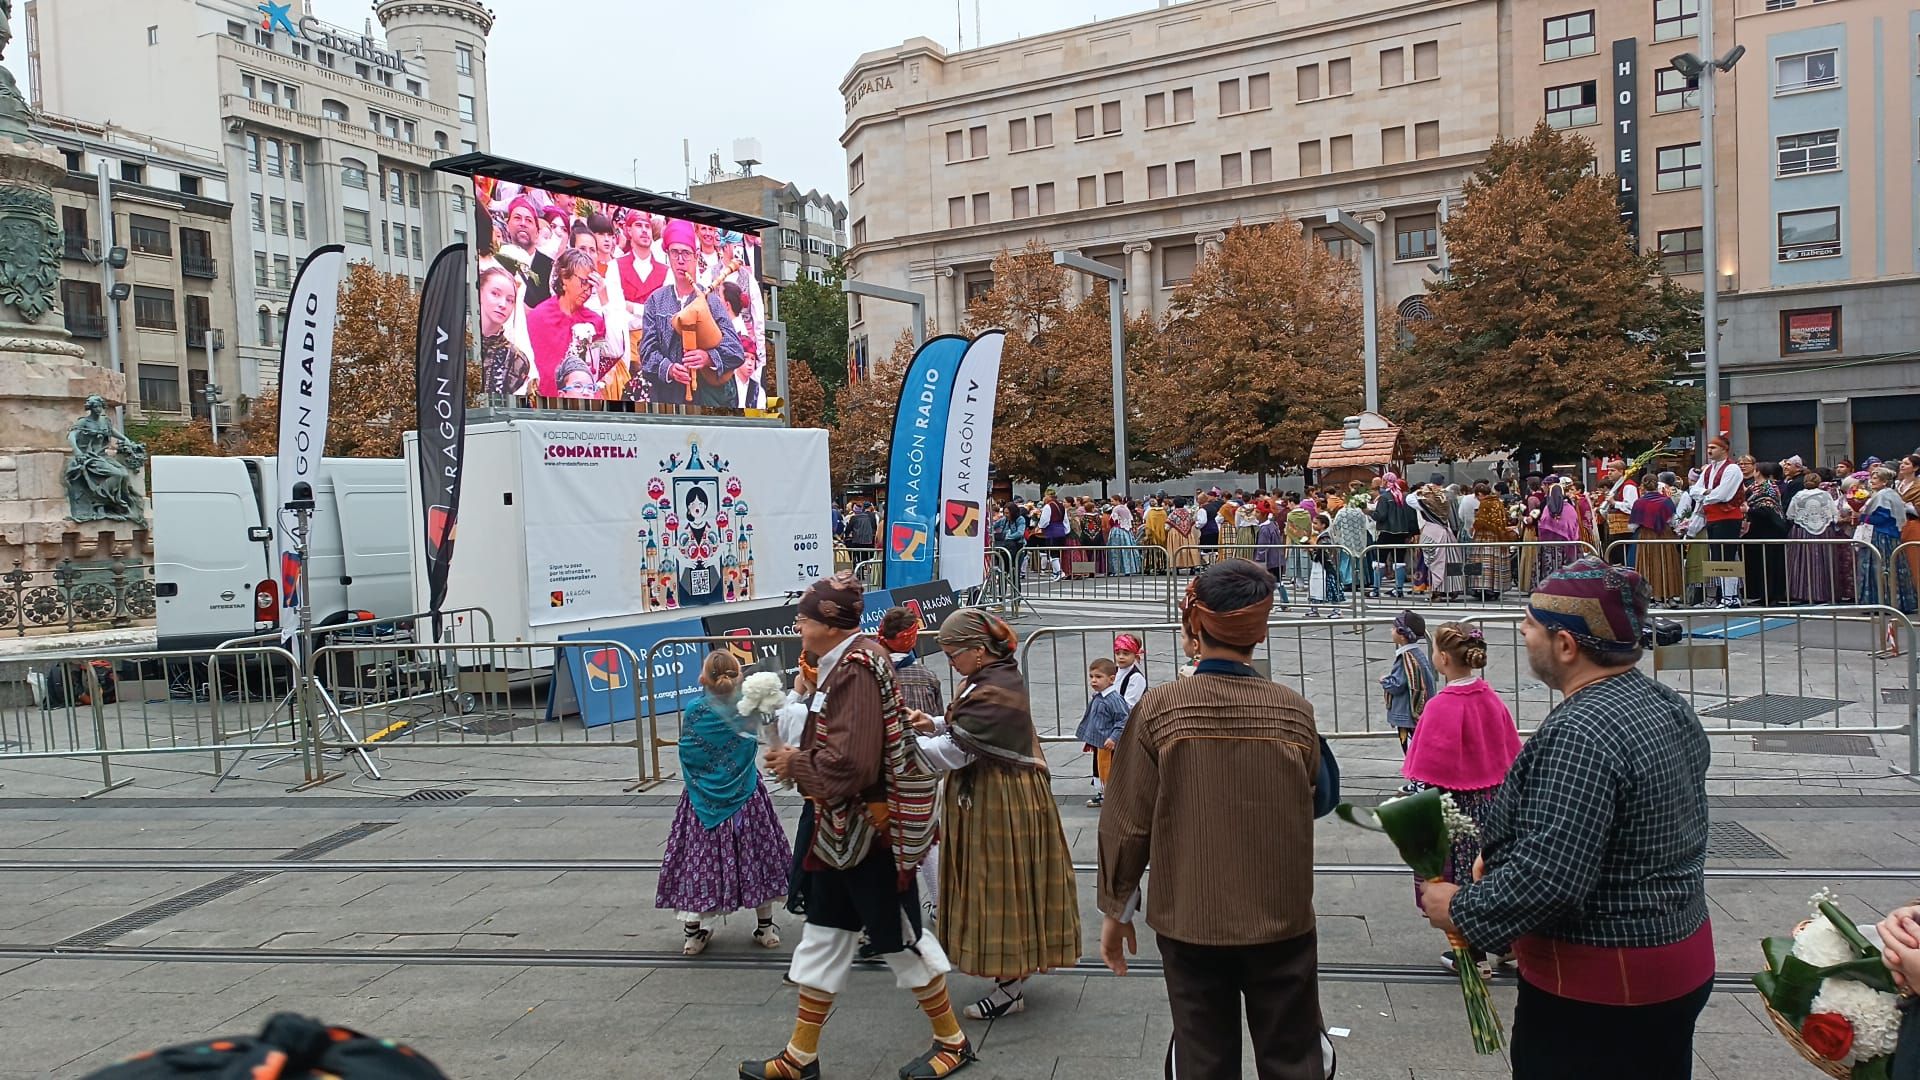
[472,175,768,408]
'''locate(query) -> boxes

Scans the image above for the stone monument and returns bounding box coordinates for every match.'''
[0,0,152,583]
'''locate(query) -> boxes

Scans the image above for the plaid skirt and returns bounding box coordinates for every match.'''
[939,763,1082,979]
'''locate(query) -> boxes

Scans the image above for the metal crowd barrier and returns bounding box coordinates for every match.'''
[836,546,880,575]
[1014,545,1176,618]
[1604,536,1886,611]
[0,644,301,797]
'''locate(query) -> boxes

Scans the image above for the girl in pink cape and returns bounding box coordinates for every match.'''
[1402,621,1522,973]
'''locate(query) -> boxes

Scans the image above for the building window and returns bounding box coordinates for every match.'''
[179,174,200,196]
[1381,46,1405,87]
[1075,105,1096,140]
[254,253,268,286]
[948,196,965,228]
[1414,121,1440,158]
[411,226,423,260]
[1297,64,1320,102]
[1777,207,1841,260]
[391,223,406,256]
[1777,130,1840,175]
[228,20,245,38]
[1413,41,1439,80]
[458,94,476,122]
[1104,171,1124,205]
[1776,49,1839,93]
[273,255,291,288]
[406,79,422,97]
[1249,147,1273,183]
[1297,141,1322,176]
[1221,152,1244,187]
[185,294,211,335]
[971,192,990,224]
[456,45,473,75]
[389,170,404,205]
[147,25,159,45]
[378,70,394,87]
[1657,227,1704,273]
[849,155,865,191]
[290,41,309,62]
[252,306,271,345]
[1219,78,1241,115]
[1544,11,1597,60]
[1328,58,1352,95]
[138,365,181,412]
[407,172,420,208]
[402,120,416,143]
[1247,73,1271,110]
[317,49,335,69]
[355,62,371,79]
[127,214,171,256]
[132,286,177,331]
[244,133,261,173]
[343,208,371,246]
[1145,87,1194,127]
[287,143,302,181]
[1316,227,1355,261]
[341,159,368,189]
[1546,81,1599,128]
[265,138,282,177]
[250,195,264,231]
[1078,175,1097,208]
[1330,134,1354,171]
[1162,244,1197,287]
[1148,164,1168,198]
[255,27,274,49]
[1381,126,1406,164]
[322,98,349,121]
[291,202,306,239]
[284,86,298,110]
[120,161,144,185]
[61,147,83,172]
[1395,213,1439,260]
[1035,182,1055,214]
[450,188,465,214]
[1780,307,1840,354]
[1101,100,1122,135]
[1655,143,1703,190]
[1654,0,1699,41]
[944,130,964,163]
[1011,186,1031,219]
[270,198,287,236]
[1654,66,1700,112]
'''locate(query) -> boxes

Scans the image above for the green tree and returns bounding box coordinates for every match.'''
[781,256,850,416]
[1383,122,1703,465]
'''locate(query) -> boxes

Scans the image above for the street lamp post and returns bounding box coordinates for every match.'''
[843,279,926,349]
[1673,0,1745,445]
[1312,210,1380,414]
[1052,251,1129,497]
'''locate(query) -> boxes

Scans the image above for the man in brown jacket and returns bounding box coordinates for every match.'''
[1098,558,1326,1079]
[746,573,974,1080]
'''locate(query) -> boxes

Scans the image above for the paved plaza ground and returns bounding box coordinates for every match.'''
[0,593,1916,1078]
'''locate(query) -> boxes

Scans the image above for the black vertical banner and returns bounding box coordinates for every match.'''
[1613,38,1640,246]
[415,244,470,639]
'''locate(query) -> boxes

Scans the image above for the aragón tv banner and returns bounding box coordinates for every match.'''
[883,335,969,589]
[518,420,831,627]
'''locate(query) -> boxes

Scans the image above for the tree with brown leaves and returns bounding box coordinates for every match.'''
[825,330,912,491]
[786,356,828,431]
[1383,122,1701,464]
[1142,222,1365,482]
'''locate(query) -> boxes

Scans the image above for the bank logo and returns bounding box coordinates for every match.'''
[257,1,298,36]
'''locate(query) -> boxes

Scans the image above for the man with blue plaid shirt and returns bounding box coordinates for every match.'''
[1421,555,1713,1080]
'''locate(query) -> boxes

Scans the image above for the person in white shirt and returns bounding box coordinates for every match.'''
[1602,459,1640,568]
[1689,436,1747,607]
[1112,633,1150,710]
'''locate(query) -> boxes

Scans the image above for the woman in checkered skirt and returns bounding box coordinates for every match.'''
[906,608,1080,1022]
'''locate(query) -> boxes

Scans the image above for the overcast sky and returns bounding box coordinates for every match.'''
[303,0,1166,204]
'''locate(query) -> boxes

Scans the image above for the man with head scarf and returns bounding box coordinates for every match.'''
[1098,559,1328,1079]
[640,217,745,408]
[752,575,969,1080]
[1421,557,1712,1080]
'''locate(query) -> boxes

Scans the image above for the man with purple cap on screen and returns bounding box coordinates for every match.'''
[1419,555,1713,1080]
[639,217,745,408]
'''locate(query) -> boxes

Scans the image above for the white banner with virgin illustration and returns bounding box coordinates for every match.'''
[518,420,832,627]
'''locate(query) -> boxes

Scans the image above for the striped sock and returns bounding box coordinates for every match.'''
[787,986,834,1063]
[913,976,966,1046]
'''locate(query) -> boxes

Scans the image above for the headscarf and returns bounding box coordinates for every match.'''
[798,571,863,630]
[1113,633,1143,656]
[937,607,1018,659]
[1180,573,1273,648]
[660,217,697,252]
[1527,555,1646,655]
[1393,609,1427,641]
[878,620,920,655]
[80,1013,449,1079]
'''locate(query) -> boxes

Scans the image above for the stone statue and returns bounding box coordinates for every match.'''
[0,0,32,140]
[65,394,148,524]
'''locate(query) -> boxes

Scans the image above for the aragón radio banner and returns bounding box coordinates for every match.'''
[517,420,831,627]
[937,331,1003,591]
[415,244,470,637]
[883,334,970,589]
[274,245,346,640]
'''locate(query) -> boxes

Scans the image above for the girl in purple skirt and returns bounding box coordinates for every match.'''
[658,650,793,956]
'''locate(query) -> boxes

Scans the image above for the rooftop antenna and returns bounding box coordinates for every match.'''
[975,0,982,46]
[956,0,964,48]
[682,138,692,194]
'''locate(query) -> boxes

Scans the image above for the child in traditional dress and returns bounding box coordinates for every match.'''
[1076,658,1130,808]
[1381,610,1437,761]
[1111,634,1149,710]
[657,650,793,956]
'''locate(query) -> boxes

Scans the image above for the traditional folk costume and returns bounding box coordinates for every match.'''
[1690,453,1747,606]
[915,609,1081,1021]
[1901,476,1920,610]
[658,690,792,954]
[1446,559,1714,1080]
[1416,488,1465,599]
[1167,505,1202,572]
[744,575,971,1080]
[1380,614,1437,754]
[1076,677,1130,806]
[1470,495,1517,598]
[1141,503,1169,554]
[1401,668,1521,897]
[1535,489,1583,583]
[883,620,946,915]
[1785,486,1841,605]
[1602,469,1638,566]
[1743,478,1789,607]
[1099,578,1327,1080]
[1107,501,1143,576]
[1627,487,1684,605]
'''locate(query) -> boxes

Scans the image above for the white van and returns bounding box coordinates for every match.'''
[152,456,416,651]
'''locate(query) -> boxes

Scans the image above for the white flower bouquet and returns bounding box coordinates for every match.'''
[1755,893,1905,1079]
[738,671,787,717]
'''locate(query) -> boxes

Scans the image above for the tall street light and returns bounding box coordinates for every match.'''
[1311,210,1379,414]
[1672,0,1745,444]
[1053,251,1130,497]
[843,279,927,349]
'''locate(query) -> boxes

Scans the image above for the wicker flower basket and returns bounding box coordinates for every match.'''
[1761,996,1854,1080]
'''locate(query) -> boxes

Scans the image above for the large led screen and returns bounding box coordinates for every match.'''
[471,176,768,409]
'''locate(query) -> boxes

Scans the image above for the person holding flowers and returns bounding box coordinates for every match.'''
[1417,556,1714,1080]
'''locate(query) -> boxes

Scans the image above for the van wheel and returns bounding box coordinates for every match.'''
[455,692,478,715]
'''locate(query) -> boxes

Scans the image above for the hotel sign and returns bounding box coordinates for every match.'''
[297,15,410,73]
[1612,38,1640,246]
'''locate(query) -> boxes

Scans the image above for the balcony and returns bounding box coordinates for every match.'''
[65,313,106,338]
[182,254,218,279]
[185,326,214,348]
[62,236,96,262]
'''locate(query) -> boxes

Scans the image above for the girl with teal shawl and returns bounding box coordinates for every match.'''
[657,651,793,956]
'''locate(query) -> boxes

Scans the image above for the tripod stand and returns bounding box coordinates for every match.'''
[212,488,380,790]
